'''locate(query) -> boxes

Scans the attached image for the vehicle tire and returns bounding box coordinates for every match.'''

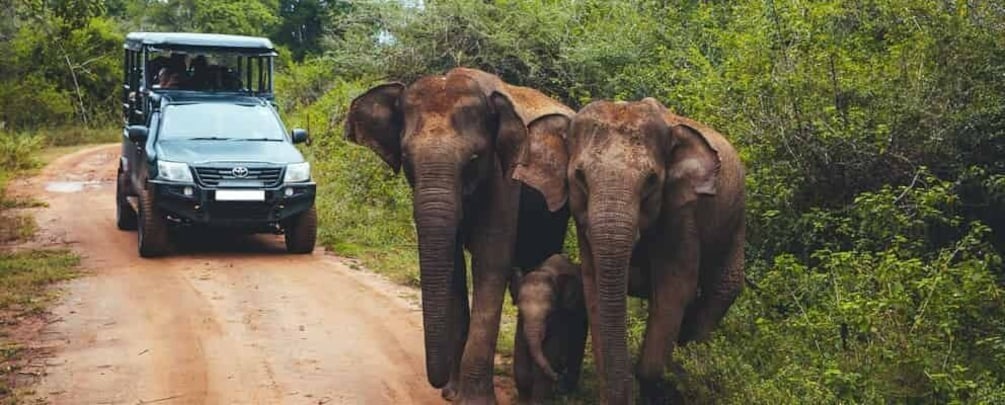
[116,170,138,231]
[137,187,172,258]
[285,205,317,254]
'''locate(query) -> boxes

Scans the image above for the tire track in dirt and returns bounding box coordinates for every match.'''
[21,144,445,404]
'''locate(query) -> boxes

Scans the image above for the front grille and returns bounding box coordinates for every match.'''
[194,165,282,187]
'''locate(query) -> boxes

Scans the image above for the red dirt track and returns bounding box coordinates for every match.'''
[16,144,453,404]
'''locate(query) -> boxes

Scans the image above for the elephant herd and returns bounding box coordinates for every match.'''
[344,67,746,404]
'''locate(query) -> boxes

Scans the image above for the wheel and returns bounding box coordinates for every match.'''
[116,169,137,231]
[137,187,172,257]
[284,205,317,254]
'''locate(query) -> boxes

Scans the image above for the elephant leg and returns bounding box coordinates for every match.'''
[636,219,699,404]
[562,313,588,393]
[456,178,520,404]
[513,316,534,403]
[457,257,511,403]
[678,229,744,345]
[443,245,471,401]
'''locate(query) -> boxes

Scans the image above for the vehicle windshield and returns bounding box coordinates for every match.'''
[159,103,285,141]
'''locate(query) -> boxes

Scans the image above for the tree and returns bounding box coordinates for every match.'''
[274,0,352,61]
[142,0,278,36]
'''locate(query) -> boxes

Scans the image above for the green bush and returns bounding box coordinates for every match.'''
[279,78,420,285]
[677,175,1004,403]
[0,131,42,173]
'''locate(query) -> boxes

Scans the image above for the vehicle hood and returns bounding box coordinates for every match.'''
[155,140,304,165]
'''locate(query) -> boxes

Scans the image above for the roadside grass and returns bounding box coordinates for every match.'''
[0,250,79,314]
[0,249,79,402]
[1,129,42,244]
[0,215,36,244]
[0,126,91,401]
[41,126,119,147]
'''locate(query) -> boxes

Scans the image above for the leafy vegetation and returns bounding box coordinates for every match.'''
[0,250,79,313]
[0,127,81,401]
[2,0,1003,402]
[0,249,79,402]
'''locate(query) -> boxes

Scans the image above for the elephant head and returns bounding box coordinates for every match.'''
[344,69,571,389]
[521,98,723,399]
[512,254,583,382]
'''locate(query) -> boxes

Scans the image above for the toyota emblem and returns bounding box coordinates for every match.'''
[231,166,249,178]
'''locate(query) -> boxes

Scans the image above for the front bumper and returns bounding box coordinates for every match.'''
[149,179,316,228]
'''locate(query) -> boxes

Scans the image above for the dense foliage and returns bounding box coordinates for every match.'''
[2,0,1003,402]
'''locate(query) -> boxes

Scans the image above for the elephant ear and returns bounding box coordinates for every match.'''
[667,123,721,199]
[489,91,527,176]
[513,114,570,212]
[344,82,406,172]
[491,91,571,212]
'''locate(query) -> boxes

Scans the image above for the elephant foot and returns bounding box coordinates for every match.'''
[441,382,459,401]
[455,392,498,405]
[441,387,458,401]
[556,371,577,395]
[638,377,684,405]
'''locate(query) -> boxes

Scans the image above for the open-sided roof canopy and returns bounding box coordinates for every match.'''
[124,32,277,56]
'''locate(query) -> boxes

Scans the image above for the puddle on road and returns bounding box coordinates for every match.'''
[45,181,104,193]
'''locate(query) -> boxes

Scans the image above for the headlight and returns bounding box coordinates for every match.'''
[284,162,311,183]
[157,160,193,182]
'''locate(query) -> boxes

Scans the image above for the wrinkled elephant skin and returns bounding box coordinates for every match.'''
[344,68,574,403]
[510,254,588,404]
[517,97,747,403]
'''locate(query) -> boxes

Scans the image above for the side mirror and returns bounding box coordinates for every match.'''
[127,125,149,143]
[291,128,309,144]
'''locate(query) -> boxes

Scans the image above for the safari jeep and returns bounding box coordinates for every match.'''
[117,32,317,257]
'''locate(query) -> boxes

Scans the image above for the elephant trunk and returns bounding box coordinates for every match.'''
[413,162,462,388]
[588,187,638,402]
[522,300,560,381]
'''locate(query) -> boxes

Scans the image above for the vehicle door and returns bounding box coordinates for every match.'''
[127,110,158,194]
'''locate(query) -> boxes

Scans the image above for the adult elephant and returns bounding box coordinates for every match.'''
[517,98,746,403]
[344,68,573,403]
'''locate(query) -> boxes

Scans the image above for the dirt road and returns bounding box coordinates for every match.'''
[15,144,450,404]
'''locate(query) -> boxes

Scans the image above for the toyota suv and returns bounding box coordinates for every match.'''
[117,32,316,257]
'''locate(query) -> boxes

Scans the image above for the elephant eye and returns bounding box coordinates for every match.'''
[470,153,479,161]
[642,172,660,195]
[574,168,588,190]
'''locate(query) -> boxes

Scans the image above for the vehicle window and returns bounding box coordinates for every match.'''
[159,104,285,141]
[146,51,262,92]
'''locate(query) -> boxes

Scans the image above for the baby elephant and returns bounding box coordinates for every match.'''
[510,254,588,403]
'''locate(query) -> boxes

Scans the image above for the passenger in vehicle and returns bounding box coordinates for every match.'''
[148,56,169,86]
[185,55,212,90]
[157,53,188,89]
[158,66,184,89]
[219,67,243,91]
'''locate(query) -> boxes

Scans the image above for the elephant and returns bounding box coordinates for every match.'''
[344,67,574,403]
[513,98,746,403]
[509,254,588,404]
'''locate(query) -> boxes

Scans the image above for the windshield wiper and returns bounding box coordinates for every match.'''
[187,136,233,141]
[234,138,283,142]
